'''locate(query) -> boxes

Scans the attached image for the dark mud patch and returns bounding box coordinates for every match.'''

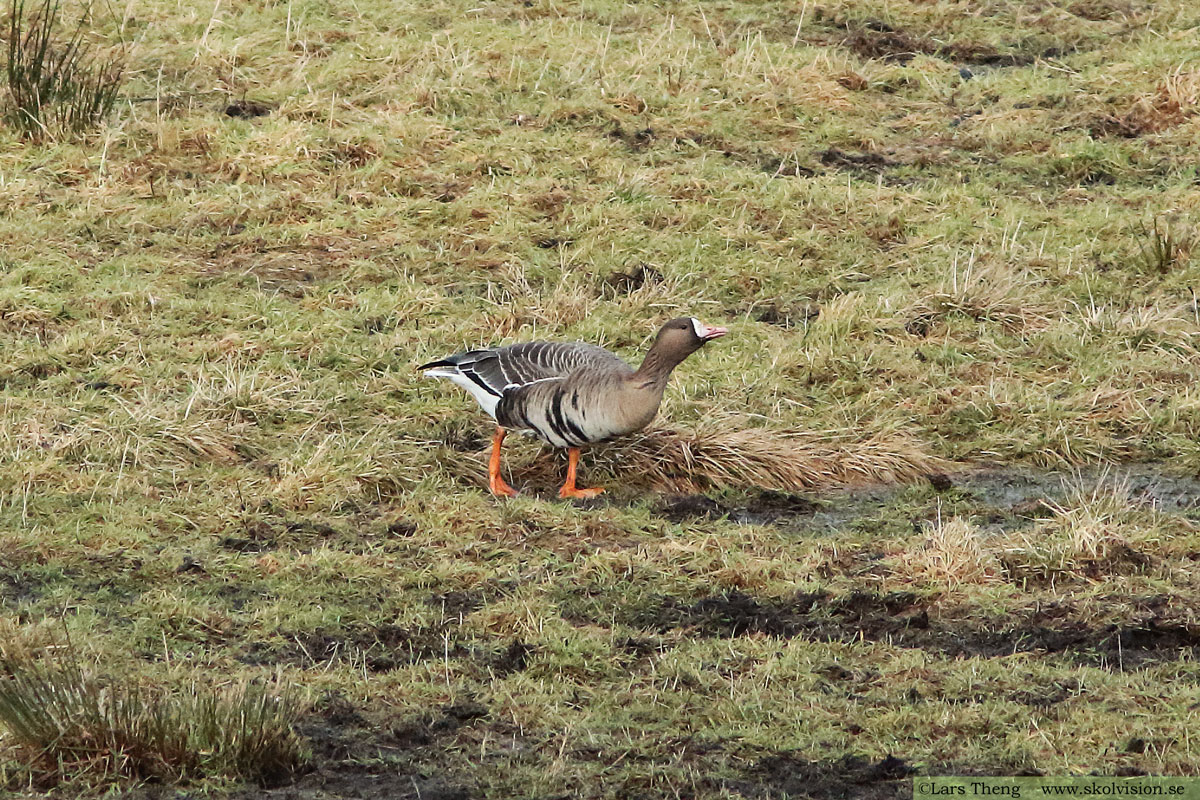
[752,300,821,328]
[1068,0,1141,21]
[241,623,466,672]
[226,760,474,800]
[219,517,346,552]
[220,519,279,552]
[439,426,487,453]
[732,753,913,800]
[924,472,955,492]
[759,153,818,178]
[300,690,370,761]
[836,20,1040,67]
[238,771,474,800]
[655,490,822,526]
[224,99,273,118]
[275,695,487,800]
[609,123,657,151]
[298,690,486,756]
[1085,101,1191,139]
[387,518,419,537]
[0,570,48,608]
[656,494,729,522]
[489,639,533,675]
[819,147,898,173]
[614,589,1200,669]
[428,589,486,617]
[214,581,275,611]
[603,262,663,296]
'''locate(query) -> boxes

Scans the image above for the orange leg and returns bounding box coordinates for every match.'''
[488,427,518,498]
[558,447,604,499]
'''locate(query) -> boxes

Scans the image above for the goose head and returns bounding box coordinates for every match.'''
[652,316,728,359]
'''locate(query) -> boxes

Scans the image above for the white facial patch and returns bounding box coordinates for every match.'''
[690,317,706,338]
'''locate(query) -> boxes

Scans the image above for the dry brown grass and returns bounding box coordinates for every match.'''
[897,514,1004,589]
[906,255,1051,334]
[487,418,948,493]
[1000,474,1156,580]
[0,654,308,788]
[1089,68,1200,137]
[884,474,1200,594]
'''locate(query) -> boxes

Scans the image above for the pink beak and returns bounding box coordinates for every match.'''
[698,322,728,340]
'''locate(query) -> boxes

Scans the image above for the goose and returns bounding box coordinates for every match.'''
[418,317,728,498]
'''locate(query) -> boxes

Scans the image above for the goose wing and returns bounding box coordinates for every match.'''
[418,341,631,416]
[493,341,631,385]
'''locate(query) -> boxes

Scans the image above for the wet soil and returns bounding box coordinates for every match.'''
[0,570,45,607]
[818,147,899,173]
[751,301,821,328]
[659,464,1200,536]
[731,754,914,800]
[603,263,663,296]
[604,588,1199,669]
[831,19,1047,67]
[657,489,823,526]
[215,693,486,800]
[236,591,531,675]
[224,99,273,118]
[239,622,465,672]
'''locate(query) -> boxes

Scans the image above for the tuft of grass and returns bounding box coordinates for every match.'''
[500,418,947,493]
[3,0,124,140]
[1134,218,1192,276]
[903,514,1003,589]
[995,473,1190,583]
[0,655,308,788]
[1013,473,1140,574]
[907,253,1049,333]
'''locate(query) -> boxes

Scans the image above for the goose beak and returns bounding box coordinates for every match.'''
[698,323,728,341]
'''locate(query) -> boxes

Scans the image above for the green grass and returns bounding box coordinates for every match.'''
[2,0,1200,796]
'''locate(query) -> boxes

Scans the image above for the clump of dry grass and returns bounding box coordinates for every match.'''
[1075,298,1200,357]
[897,514,1003,588]
[996,474,1188,583]
[1014,475,1137,571]
[1088,68,1200,138]
[0,655,309,788]
[906,254,1050,333]
[490,418,947,493]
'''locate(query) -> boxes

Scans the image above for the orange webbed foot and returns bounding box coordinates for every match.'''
[559,485,604,500]
[490,479,519,498]
[558,447,602,500]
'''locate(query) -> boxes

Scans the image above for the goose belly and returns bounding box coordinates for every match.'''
[496,383,621,448]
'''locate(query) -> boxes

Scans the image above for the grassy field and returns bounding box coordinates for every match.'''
[3,0,1200,796]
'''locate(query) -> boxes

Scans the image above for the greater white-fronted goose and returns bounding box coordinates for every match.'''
[419,317,728,498]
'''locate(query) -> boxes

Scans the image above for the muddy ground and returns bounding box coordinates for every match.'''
[118,465,1200,800]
